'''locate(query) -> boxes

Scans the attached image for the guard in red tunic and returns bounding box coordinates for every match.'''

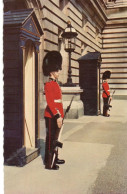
[42,51,65,170]
[102,71,112,117]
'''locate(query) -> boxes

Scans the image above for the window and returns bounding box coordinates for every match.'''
[82,15,87,30]
[96,28,99,42]
[60,0,64,10]
[81,42,87,56]
[59,0,68,13]
[58,29,63,52]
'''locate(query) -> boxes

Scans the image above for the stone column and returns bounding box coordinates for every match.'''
[61,86,84,119]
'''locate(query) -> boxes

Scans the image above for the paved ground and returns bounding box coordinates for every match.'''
[4,99,127,194]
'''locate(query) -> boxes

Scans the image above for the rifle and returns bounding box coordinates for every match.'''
[64,95,75,120]
[51,95,75,168]
[57,95,74,142]
[108,90,115,110]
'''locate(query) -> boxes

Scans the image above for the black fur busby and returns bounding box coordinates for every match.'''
[102,70,111,80]
[42,51,62,76]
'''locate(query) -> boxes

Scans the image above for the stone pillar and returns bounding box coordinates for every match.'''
[61,87,84,119]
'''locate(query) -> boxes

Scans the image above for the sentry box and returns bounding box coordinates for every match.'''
[4,9,43,166]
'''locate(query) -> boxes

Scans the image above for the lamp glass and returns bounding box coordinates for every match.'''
[64,37,76,52]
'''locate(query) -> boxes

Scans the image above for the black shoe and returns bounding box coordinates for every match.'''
[52,164,59,170]
[104,114,110,117]
[56,159,65,164]
[45,164,59,170]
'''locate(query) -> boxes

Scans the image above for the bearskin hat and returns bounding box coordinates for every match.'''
[42,51,62,76]
[102,70,111,80]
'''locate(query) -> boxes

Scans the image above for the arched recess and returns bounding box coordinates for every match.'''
[24,40,36,148]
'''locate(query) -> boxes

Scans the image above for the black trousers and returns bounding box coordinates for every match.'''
[44,117,60,168]
[103,97,109,116]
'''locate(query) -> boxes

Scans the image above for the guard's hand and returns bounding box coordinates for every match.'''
[57,117,63,128]
[110,96,112,100]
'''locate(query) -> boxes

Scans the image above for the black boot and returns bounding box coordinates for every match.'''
[52,164,59,170]
[56,158,65,164]
[103,107,106,116]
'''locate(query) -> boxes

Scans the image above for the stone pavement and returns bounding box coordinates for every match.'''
[4,99,127,194]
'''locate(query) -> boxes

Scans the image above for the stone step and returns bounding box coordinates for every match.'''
[107,2,127,8]
[101,78,127,84]
[106,19,127,25]
[103,38,127,43]
[103,42,127,48]
[101,74,127,79]
[102,33,127,38]
[108,9,127,19]
[102,53,127,58]
[102,58,127,63]
[101,70,127,74]
[108,3,127,6]
[5,147,40,167]
[110,1,127,4]
[107,1,127,4]
[111,74,127,78]
[101,9,127,93]
[101,63,127,68]
[102,48,127,53]
[101,68,127,73]
[105,24,127,28]
[111,89,127,97]
[100,83,127,89]
[115,0,127,2]
[25,148,40,164]
[101,84,127,89]
[107,5,127,9]
[101,75,127,79]
[100,89,127,98]
[103,27,127,33]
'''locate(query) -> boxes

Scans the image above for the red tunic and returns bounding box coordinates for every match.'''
[102,81,110,98]
[44,80,64,118]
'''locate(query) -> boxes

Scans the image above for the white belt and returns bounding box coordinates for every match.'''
[54,99,62,103]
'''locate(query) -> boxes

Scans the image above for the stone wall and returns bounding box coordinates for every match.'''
[4,0,127,124]
[36,0,106,120]
[101,7,127,97]
[40,0,105,85]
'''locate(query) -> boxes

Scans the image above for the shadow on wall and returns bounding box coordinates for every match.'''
[39,139,45,164]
